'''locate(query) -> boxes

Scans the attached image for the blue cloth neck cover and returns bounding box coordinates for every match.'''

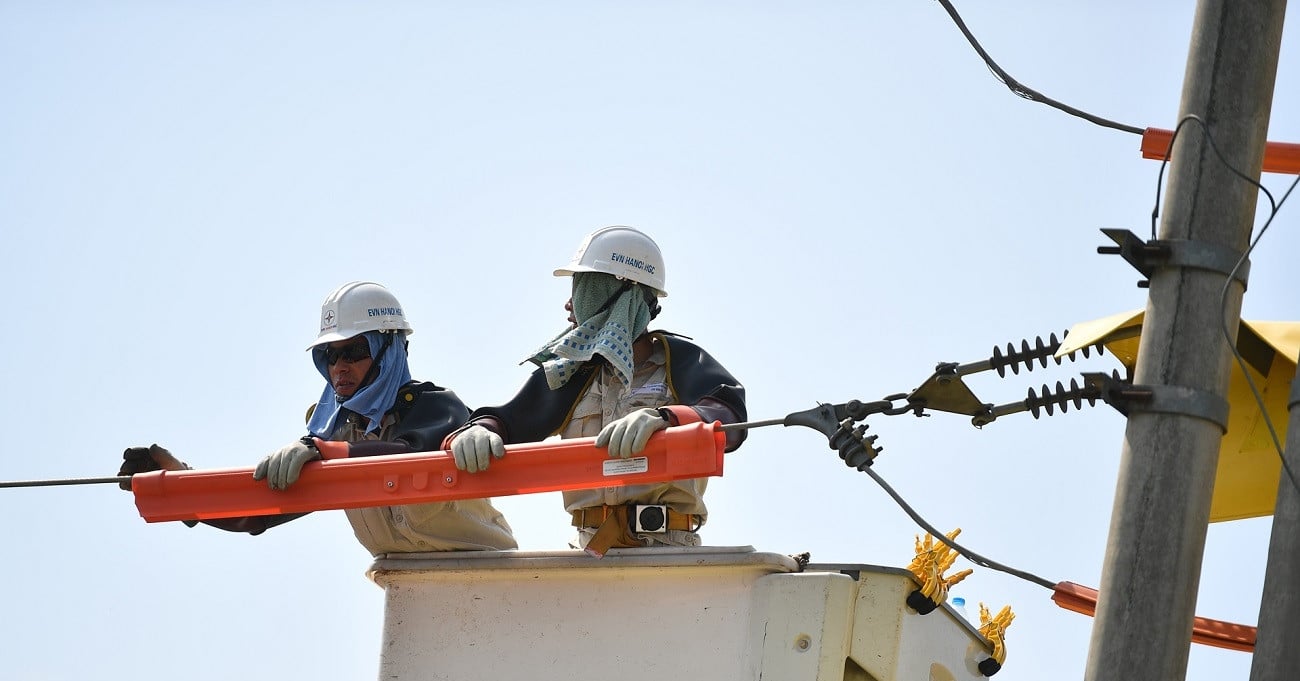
[306,330,412,436]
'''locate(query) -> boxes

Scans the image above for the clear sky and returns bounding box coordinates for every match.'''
[1,2,1296,680]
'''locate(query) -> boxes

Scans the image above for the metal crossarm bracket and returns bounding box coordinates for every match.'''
[1097,228,1250,290]
[1082,372,1230,433]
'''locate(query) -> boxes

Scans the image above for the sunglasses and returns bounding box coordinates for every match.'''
[323,338,372,365]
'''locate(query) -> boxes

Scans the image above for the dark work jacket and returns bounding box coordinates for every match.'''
[205,381,469,535]
[470,331,748,452]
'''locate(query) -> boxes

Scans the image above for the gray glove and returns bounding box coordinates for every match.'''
[595,408,668,459]
[450,425,504,474]
[252,440,320,491]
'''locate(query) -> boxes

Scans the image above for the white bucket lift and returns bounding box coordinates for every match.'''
[368,546,994,681]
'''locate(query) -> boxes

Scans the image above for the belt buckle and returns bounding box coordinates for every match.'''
[580,507,606,529]
[631,504,669,533]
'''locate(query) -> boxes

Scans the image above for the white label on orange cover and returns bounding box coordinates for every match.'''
[603,457,649,476]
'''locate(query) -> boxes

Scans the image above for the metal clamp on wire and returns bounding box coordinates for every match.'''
[720,399,899,470]
[831,417,883,470]
[1097,228,1250,290]
[1082,371,1230,433]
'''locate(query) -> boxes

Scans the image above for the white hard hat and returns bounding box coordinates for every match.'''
[310,281,413,349]
[553,226,667,296]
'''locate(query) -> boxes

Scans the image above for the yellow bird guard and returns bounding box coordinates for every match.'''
[1059,309,1300,522]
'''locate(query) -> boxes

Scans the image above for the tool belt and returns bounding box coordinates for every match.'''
[571,505,702,558]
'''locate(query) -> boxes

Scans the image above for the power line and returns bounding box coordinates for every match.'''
[936,0,1144,136]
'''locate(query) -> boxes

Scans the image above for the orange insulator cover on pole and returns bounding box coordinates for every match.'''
[1141,127,1300,175]
[132,422,726,523]
[1052,581,1257,653]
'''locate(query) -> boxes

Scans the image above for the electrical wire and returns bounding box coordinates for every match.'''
[1149,114,1300,497]
[858,139,1297,586]
[1221,173,1300,492]
[1219,172,1300,498]
[0,476,130,488]
[935,0,1143,136]
[855,0,1297,622]
[860,463,1058,591]
[937,0,1299,489]
[1150,115,1279,241]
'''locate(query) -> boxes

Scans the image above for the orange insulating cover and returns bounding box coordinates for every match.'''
[1142,127,1300,175]
[132,422,725,523]
[1052,581,1257,653]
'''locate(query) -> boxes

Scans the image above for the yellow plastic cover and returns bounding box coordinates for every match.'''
[1059,309,1299,522]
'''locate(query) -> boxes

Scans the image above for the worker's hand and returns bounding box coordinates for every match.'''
[252,440,320,491]
[595,408,668,459]
[118,444,190,490]
[450,425,504,474]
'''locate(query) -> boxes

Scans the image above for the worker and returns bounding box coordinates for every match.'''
[117,281,517,554]
[443,226,746,556]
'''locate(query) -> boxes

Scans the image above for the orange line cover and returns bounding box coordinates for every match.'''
[1142,127,1300,175]
[1052,581,1256,653]
[132,422,725,523]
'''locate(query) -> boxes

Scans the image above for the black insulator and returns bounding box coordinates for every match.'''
[990,333,1070,377]
[1024,375,1107,419]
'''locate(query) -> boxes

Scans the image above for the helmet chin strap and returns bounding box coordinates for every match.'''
[335,333,395,403]
[642,286,662,320]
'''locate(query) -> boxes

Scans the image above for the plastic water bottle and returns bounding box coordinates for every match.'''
[950,596,972,625]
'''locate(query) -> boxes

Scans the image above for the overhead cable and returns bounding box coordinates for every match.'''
[936,0,1144,135]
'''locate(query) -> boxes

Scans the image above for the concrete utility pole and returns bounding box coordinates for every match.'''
[1250,360,1300,680]
[1083,1,1287,680]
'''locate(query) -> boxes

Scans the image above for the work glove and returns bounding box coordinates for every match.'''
[253,440,320,491]
[595,408,668,459]
[117,444,191,491]
[450,425,504,474]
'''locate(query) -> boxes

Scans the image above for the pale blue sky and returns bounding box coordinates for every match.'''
[1,2,1296,680]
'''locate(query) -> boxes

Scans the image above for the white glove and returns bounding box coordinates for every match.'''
[596,408,668,459]
[450,425,504,474]
[253,440,319,490]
